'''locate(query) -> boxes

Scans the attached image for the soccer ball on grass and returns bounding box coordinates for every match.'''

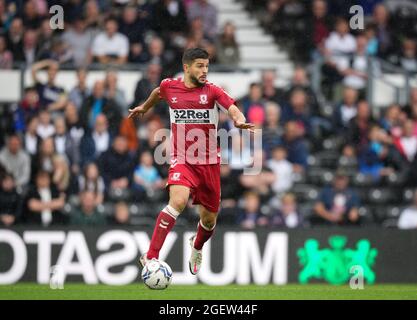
[141,259,172,290]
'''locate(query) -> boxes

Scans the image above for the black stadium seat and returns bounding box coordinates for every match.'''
[298,202,315,220]
[367,188,397,205]
[306,167,331,185]
[338,156,358,168]
[370,205,403,224]
[383,172,407,187]
[292,172,306,184]
[291,184,320,202]
[403,188,415,202]
[358,206,375,225]
[315,151,340,168]
[322,136,344,152]
[108,188,131,202]
[352,173,375,188]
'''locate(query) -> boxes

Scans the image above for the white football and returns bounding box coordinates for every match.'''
[141,259,173,290]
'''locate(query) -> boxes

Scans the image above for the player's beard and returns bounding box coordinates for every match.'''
[190,74,205,87]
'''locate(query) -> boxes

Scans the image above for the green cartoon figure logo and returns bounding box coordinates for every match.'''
[297,236,378,285]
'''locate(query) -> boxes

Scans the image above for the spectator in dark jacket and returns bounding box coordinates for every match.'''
[262,101,283,158]
[79,80,122,134]
[13,87,41,133]
[281,88,312,136]
[280,121,309,172]
[333,87,359,133]
[133,63,167,118]
[346,100,377,151]
[6,18,24,62]
[65,101,85,147]
[152,0,189,36]
[237,191,269,229]
[358,125,397,180]
[24,171,66,226]
[312,169,360,226]
[70,190,106,226]
[304,0,332,59]
[261,70,284,104]
[118,5,147,45]
[98,135,134,190]
[109,201,131,225]
[68,69,90,110]
[0,174,22,226]
[31,60,67,115]
[53,116,80,171]
[240,83,265,118]
[285,66,319,115]
[80,114,113,167]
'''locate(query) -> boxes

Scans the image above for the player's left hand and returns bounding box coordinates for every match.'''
[128,105,147,119]
[234,121,255,132]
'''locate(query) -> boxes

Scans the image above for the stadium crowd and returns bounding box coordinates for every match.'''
[0,0,417,229]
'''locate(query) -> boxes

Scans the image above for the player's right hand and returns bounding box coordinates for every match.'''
[128,105,147,119]
[234,121,255,132]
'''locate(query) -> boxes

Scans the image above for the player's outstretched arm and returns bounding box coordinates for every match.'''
[227,104,255,131]
[128,87,161,119]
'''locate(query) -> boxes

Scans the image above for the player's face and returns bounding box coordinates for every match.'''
[185,58,209,87]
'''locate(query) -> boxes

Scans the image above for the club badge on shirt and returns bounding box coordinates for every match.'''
[199,94,208,104]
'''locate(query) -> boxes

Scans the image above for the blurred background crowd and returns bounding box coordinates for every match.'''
[0,0,417,230]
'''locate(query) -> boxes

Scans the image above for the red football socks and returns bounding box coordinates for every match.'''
[193,220,215,250]
[147,205,180,259]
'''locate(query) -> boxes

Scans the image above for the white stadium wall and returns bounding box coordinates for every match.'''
[3,69,266,104]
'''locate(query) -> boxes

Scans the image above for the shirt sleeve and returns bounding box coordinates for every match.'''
[158,78,170,101]
[118,35,129,57]
[91,34,102,56]
[213,84,235,110]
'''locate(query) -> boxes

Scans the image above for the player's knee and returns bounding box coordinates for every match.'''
[201,214,217,230]
[169,196,188,213]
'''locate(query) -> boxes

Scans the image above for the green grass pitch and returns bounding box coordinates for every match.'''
[0,283,417,300]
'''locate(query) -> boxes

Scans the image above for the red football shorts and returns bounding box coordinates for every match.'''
[167,162,221,213]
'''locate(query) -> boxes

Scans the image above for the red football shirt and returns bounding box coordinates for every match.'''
[159,77,235,165]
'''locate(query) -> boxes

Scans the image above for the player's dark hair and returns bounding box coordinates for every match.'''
[182,48,209,65]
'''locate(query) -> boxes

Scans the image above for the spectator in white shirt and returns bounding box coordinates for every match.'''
[322,18,357,99]
[341,34,370,91]
[91,17,129,65]
[324,17,357,69]
[36,109,55,139]
[398,190,417,229]
[396,119,417,162]
[267,146,294,195]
